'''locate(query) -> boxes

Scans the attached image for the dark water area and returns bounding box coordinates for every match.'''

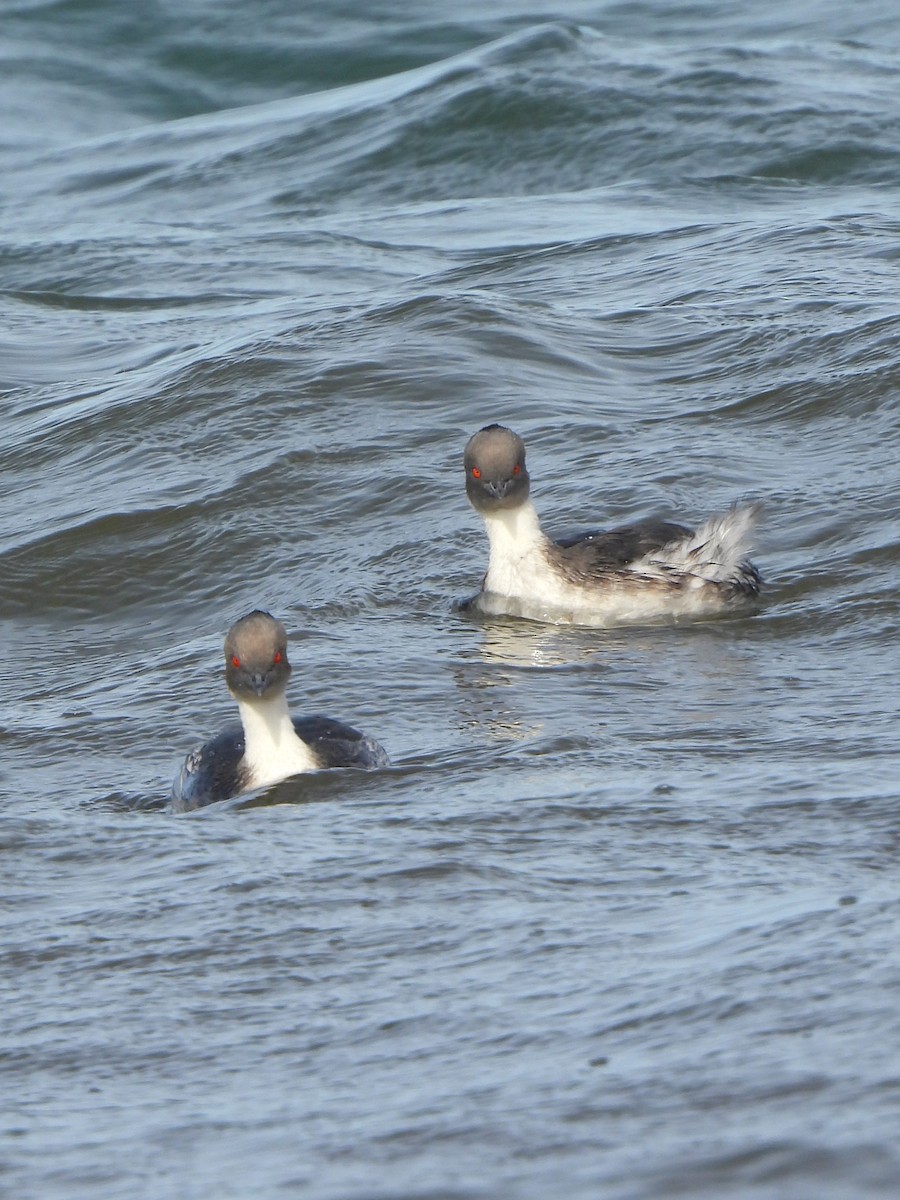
[2,2,900,1197]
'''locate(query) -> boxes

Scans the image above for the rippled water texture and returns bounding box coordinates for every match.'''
[2,2,900,1198]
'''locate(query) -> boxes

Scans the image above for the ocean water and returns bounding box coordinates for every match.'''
[2,2,900,1197]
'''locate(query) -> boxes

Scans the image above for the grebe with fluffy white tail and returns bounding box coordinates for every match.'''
[170,610,389,811]
[462,424,761,627]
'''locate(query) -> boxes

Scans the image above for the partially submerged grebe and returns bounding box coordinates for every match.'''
[171,610,389,811]
[462,424,761,627]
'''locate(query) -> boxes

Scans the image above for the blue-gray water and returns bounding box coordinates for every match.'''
[3,2,900,1198]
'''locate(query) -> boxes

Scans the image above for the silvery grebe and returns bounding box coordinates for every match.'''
[462,424,761,627]
[170,610,389,811]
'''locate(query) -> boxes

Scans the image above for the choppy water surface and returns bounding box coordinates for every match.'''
[2,2,900,1198]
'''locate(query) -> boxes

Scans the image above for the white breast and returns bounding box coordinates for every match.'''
[237,694,319,790]
[481,503,568,602]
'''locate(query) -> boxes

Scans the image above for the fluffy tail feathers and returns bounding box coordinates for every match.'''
[638,502,762,596]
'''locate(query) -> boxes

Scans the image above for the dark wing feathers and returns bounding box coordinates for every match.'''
[170,724,246,812]
[292,715,391,770]
[553,519,691,570]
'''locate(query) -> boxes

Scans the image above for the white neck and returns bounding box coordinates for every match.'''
[237,690,319,789]
[481,501,551,596]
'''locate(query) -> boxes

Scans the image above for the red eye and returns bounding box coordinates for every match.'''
[273,651,282,665]
[472,466,481,479]
[231,656,240,668]
[513,464,521,476]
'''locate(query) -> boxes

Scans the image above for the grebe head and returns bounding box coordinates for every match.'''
[464,424,530,514]
[224,610,291,701]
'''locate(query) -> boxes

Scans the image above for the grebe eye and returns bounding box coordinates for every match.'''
[231,656,240,668]
[273,651,282,665]
[472,466,481,479]
[513,464,521,476]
